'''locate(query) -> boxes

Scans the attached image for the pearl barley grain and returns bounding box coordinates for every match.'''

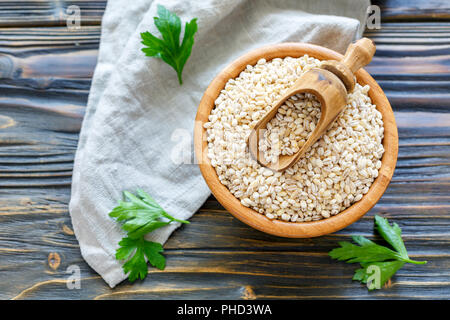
[204,55,384,222]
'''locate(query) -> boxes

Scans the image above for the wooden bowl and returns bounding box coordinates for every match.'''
[194,43,398,238]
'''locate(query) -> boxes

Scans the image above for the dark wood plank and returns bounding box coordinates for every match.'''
[0,16,449,299]
[0,1,106,27]
[0,0,449,27]
[1,188,448,300]
[373,0,450,21]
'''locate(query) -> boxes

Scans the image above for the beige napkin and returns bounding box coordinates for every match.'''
[69,0,370,288]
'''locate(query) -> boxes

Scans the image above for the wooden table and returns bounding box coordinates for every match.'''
[0,0,449,300]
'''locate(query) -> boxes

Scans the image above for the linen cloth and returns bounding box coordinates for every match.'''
[69,0,370,288]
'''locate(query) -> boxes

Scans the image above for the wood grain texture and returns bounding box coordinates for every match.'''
[0,1,106,27]
[0,1,449,299]
[373,0,450,21]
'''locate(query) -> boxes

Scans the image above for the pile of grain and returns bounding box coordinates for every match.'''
[203,55,384,222]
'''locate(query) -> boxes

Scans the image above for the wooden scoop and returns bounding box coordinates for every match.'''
[247,38,376,171]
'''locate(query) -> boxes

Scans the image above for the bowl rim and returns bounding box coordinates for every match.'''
[194,42,398,238]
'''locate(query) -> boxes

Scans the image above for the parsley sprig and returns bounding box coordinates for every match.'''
[116,236,165,282]
[329,215,427,290]
[109,189,189,282]
[140,4,198,85]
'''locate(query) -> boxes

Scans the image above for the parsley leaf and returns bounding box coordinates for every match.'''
[116,236,165,282]
[329,215,427,290]
[374,215,426,265]
[109,189,189,282]
[140,4,198,85]
[353,261,405,291]
[109,189,189,239]
[329,236,402,263]
[375,215,408,259]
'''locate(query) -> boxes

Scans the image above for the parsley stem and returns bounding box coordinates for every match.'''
[402,258,427,265]
[173,217,190,224]
[160,211,189,224]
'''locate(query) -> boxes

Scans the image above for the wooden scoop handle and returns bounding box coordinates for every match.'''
[321,38,375,92]
[342,37,376,74]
